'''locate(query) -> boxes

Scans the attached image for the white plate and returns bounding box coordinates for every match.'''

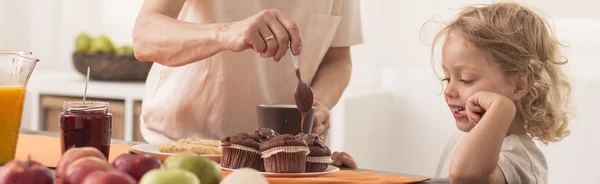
[131,144,222,163]
[222,165,340,177]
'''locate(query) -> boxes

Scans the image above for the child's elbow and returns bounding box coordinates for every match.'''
[449,173,473,184]
[449,169,488,184]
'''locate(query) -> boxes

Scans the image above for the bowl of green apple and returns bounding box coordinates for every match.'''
[72,33,152,82]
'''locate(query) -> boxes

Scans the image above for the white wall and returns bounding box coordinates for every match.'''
[0,0,144,73]
[2,0,599,183]
[0,0,145,129]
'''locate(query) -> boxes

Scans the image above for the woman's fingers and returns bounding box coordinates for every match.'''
[258,24,278,58]
[341,155,357,169]
[228,9,301,58]
[331,151,340,163]
[245,25,267,53]
[273,10,302,55]
[268,20,290,62]
[243,9,301,60]
[331,151,343,166]
[330,152,357,168]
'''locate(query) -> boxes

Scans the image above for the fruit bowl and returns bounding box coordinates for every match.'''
[72,52,152,82]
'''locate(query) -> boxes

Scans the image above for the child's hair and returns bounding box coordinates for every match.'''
[430,2,572,144]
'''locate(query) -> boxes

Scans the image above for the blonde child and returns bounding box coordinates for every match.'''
[332,2,571,183]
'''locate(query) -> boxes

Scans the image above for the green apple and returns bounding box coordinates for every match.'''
[115,45,134,56]
[164,153,221,184]
[75,33,93,53]
[90,35,114,54]
[139,168,200,184]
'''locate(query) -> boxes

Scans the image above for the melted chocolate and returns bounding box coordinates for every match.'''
[295,69,302,81]
[293,69,314,132]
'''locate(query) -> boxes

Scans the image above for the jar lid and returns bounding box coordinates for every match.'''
[63,101,109,111]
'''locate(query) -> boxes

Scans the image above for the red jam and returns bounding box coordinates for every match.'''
[59,101,112,158]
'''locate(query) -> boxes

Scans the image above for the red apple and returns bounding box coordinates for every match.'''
[0,156,53,184]
[56,147,106,178]
[112,153,161,181]
[63,157,114,184]
[81,171,136,184]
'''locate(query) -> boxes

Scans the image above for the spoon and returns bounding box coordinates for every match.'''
[289,49,314,133]
[83,67,90,103]
[289,50,314,113]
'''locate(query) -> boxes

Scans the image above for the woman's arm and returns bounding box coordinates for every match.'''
[133,0,225,67]
[311,47,352,110]
[133,0,302,67]
[449,92,516,184]
[309,47,352,140]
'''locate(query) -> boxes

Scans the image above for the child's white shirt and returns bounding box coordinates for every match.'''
[434,131,548,184]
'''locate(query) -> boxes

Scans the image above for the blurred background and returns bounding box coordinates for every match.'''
[2,0,598,183]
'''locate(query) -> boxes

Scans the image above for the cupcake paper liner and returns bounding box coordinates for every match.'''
[263,152,307,173]
[261,146,310,173]
[305,156,332,172]
[221,144,263,170]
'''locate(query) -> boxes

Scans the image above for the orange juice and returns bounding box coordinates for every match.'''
[0,87,26,164]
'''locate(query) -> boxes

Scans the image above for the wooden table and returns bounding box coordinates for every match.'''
[10,130,449,184]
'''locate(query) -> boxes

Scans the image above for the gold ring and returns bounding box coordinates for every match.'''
[264,35,274,41]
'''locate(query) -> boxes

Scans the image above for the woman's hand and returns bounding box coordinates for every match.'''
[331,151,357,169]
[218,9,302,62]
[311,100,331,140]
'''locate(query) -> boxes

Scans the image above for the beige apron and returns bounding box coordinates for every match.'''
[141,0,345,143]
[299,0,343,84]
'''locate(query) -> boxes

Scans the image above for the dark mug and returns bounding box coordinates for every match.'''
[257,104,315,135]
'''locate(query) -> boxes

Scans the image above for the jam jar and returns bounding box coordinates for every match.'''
[60,101,112,158]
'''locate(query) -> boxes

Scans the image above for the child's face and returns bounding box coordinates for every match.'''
[441,36,516,132]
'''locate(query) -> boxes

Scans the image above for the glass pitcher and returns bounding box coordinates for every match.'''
[0,51,38,164]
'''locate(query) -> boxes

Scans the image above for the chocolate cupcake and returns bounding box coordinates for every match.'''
[299,133,332,172]
[255,127,279,142]
[260,134,310,173]
[220,133,263,170]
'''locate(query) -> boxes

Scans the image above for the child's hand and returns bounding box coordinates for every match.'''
[331,151,357,169]
[466,91,515,124]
